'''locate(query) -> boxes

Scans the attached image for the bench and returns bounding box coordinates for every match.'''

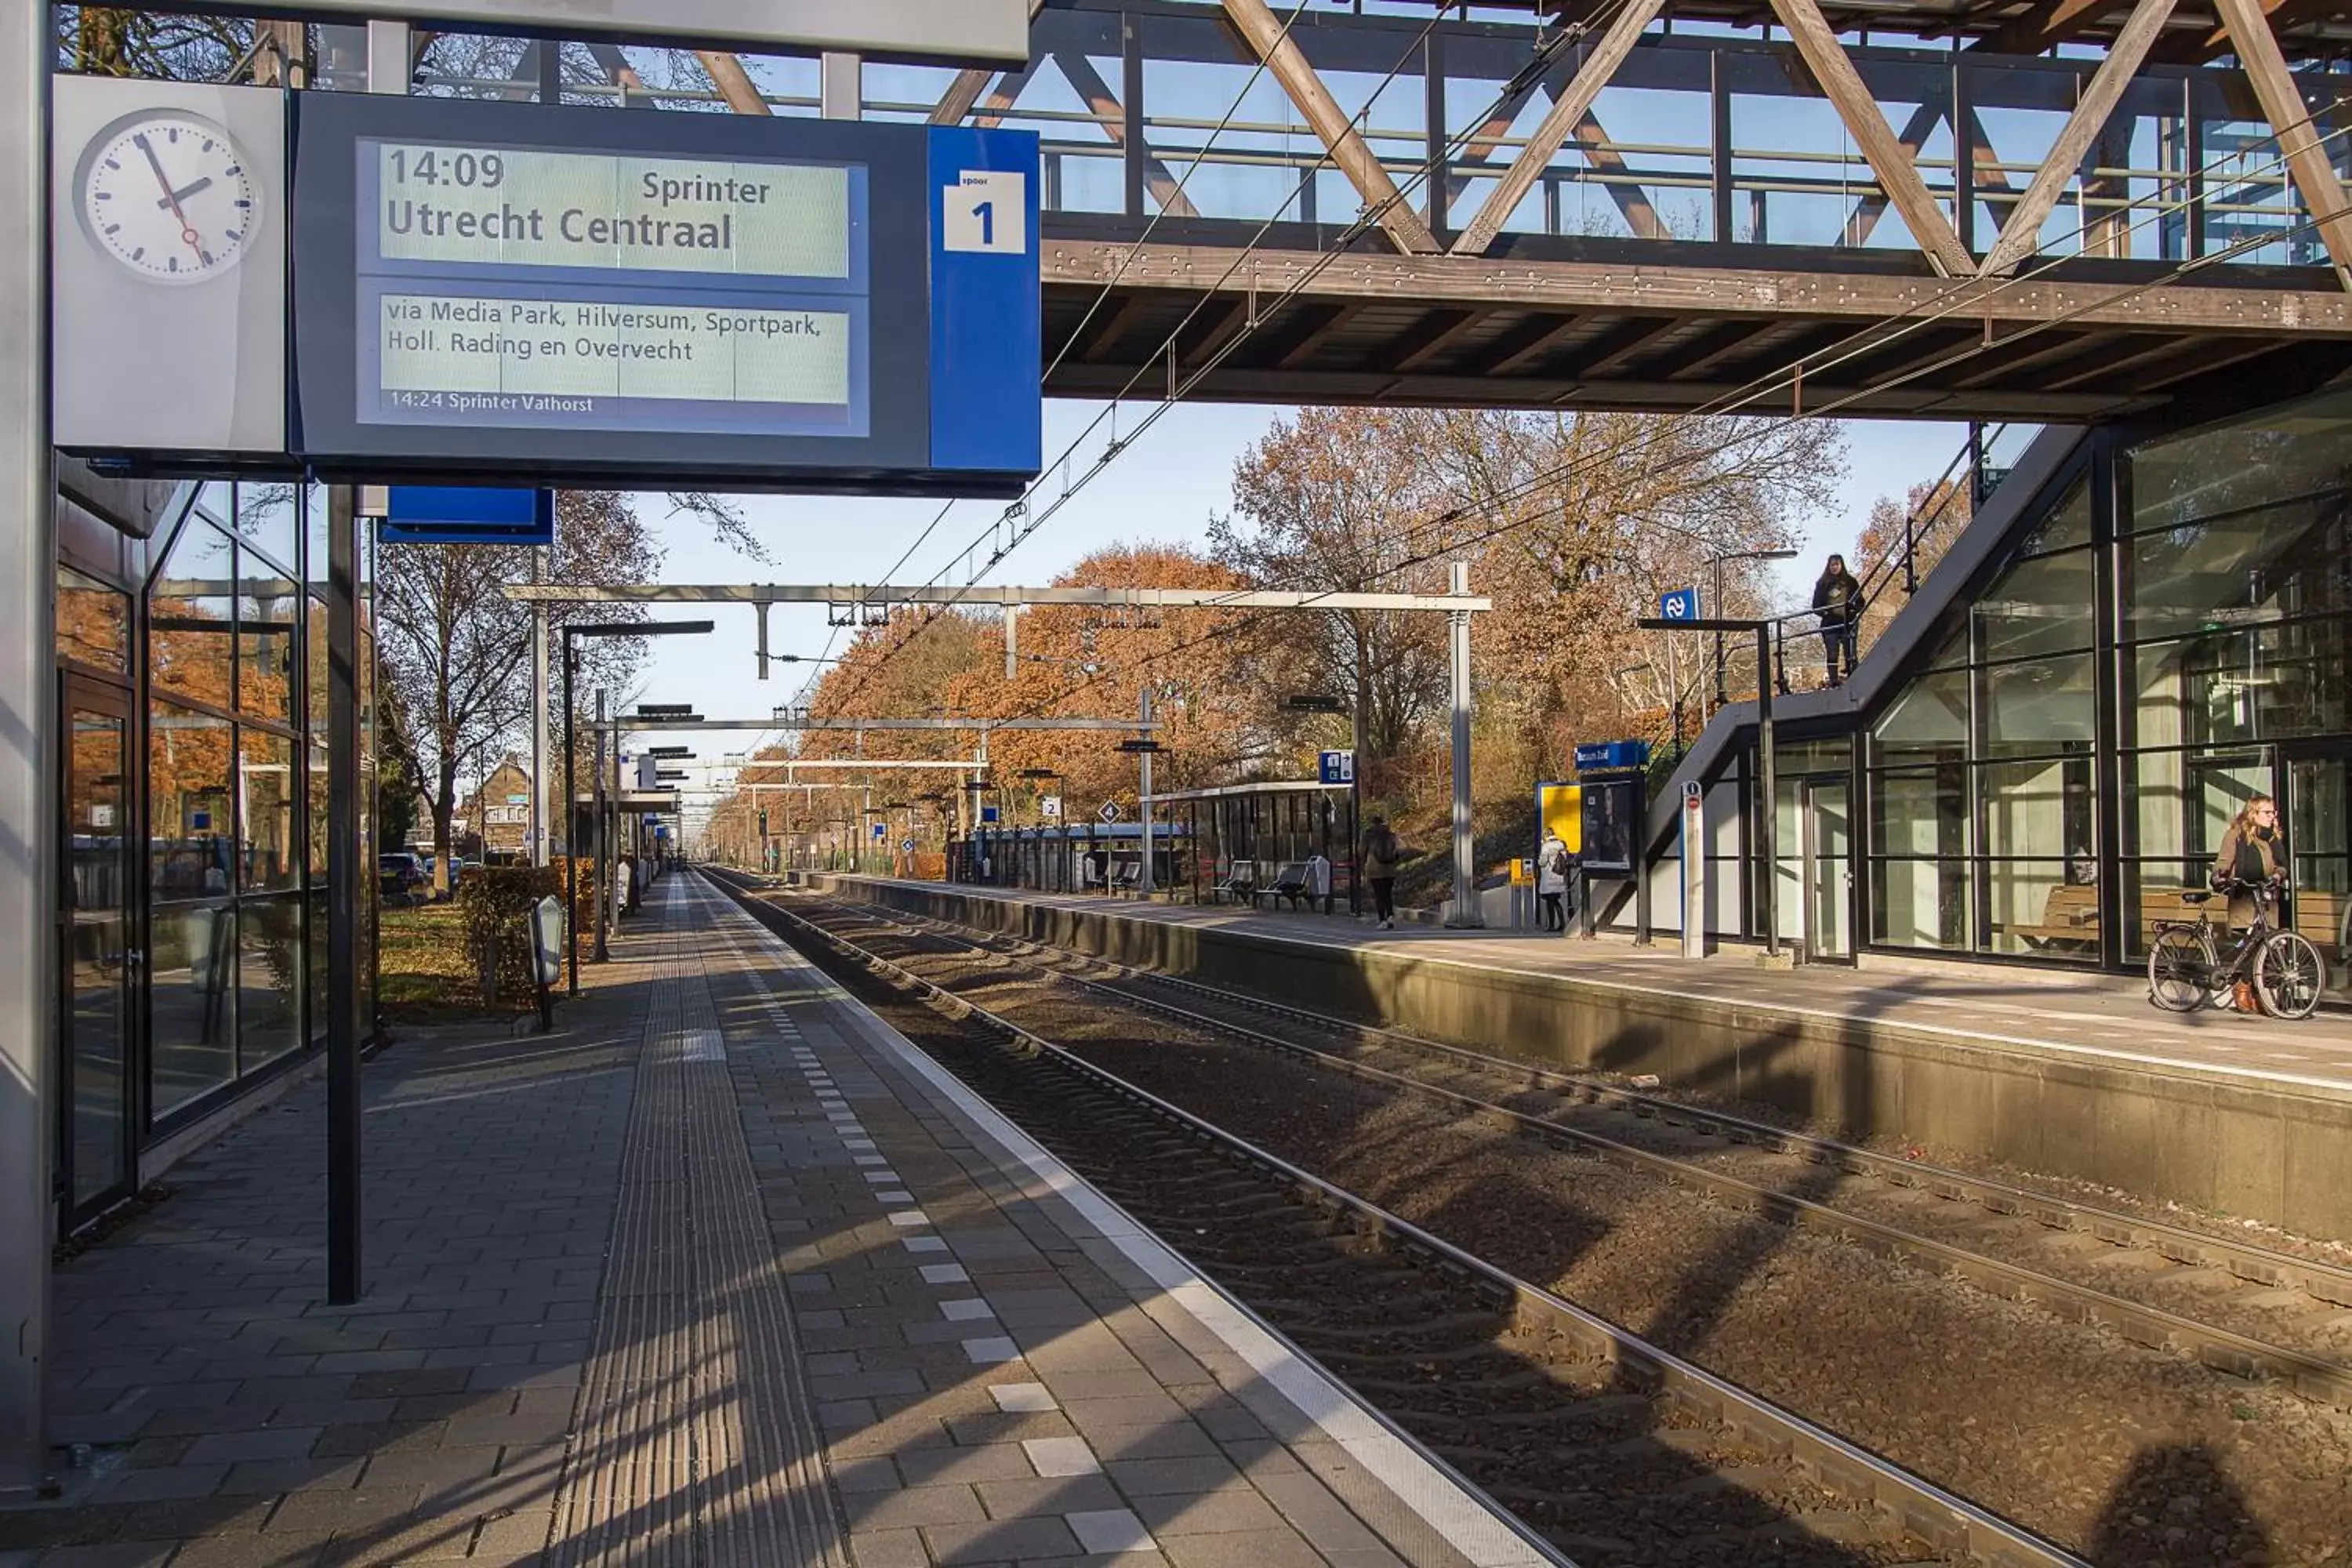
[1109,860,1142,893]
[1207,859,1258,905]
[1257,861,1312,910]
[1998,881,2308,951]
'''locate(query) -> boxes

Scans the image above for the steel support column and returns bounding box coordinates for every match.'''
[1446,560,1481,927]
[325,486,365,1305]
[593,689,608,962]
[1138,687,1155,897]
[531,549,550,866]
[0,0,53,1488]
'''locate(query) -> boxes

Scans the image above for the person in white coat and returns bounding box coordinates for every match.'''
[1537,832,1570,933]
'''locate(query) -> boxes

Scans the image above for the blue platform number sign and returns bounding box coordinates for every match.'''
[1317,750,1356,786]
[980,806,1000,825]
[1658,586,1701,622]
[873,822,888,840]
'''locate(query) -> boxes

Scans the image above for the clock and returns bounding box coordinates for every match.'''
[74,109,262,285]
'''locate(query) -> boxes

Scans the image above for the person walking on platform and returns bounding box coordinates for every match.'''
[1812,553,1865,688]
[1537,830,1570,933]
[2209,793,2286,1012]
[1364,815,1408,931]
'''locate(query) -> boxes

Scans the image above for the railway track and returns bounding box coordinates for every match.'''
[708,869,2082,1568]
[829,891,2352,1410]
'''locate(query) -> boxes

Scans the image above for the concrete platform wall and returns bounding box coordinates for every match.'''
[797,874,2352,1244]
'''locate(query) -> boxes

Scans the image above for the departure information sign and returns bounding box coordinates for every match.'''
[292,94,1040,495]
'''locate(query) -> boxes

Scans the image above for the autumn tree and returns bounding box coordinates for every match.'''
[1212,410,1471,774]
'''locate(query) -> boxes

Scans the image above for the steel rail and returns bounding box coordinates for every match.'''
[834,896,2352,1409]
[723,875,2085,1568]
[902,902,2352,1312]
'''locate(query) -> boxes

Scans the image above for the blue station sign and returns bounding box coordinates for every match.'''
[376,485,554,546]
[1573,740,1651,774]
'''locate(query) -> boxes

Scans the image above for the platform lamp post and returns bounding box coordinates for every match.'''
[1639,614,1780,962]
[1285,694,1358,915]
[560,619,710,995]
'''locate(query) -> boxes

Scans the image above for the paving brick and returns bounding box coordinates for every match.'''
[1127,1491,1287,1538]
[920,1515,1084,1565]
[844,1528,930,1568]
[179,1428,322,1466]
[841,1483,987,1530]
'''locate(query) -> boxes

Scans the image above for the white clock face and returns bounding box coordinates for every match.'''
[78,111,260,285]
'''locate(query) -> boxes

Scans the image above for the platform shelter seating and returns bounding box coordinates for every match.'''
[1208,860,1258,904]
[1258,862,1312,909]
[1109,860,1142,893]
[2001,882,2349,952]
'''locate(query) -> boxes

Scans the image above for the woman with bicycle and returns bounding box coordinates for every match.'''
[2209,796,2285,1012]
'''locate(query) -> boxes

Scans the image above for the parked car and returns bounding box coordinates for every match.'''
[379,851,427,906]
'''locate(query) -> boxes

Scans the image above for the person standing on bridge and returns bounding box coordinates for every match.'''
[1812,553,1865,688]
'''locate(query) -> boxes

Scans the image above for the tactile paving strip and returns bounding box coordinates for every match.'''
[549,881,851,1568]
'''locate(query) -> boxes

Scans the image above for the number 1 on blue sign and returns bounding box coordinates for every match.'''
[972,199,994,246]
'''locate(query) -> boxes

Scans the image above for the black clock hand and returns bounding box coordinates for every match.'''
[133,132,205,256]
[154,176,214,210]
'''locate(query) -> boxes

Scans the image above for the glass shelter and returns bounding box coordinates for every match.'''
[1634,387,2352,996]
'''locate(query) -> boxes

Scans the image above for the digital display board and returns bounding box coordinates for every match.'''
[292,95,1040,496]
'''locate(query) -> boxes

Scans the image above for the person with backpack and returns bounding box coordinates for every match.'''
[1363,815,1409,930]
[1537,831,1570,933]
[1812,553,1866,688]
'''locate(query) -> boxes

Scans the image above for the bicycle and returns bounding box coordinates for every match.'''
[2147,877,2329,1020]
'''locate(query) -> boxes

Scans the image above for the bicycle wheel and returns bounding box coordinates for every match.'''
[2147,927,2214,1012]
[2253,931,2328,1021]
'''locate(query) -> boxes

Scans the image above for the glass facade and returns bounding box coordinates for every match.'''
[1844,391,2352,987]
[56,477,378,1222]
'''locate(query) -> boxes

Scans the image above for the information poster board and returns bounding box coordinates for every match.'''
[291,94,1040,495]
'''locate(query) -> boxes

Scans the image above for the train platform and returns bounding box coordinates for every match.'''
[807,875,2352,1247]
[1,873,1550,1568]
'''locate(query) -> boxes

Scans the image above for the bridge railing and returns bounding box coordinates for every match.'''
[982,6,2334,273]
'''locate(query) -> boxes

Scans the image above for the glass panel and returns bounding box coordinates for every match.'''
[1871,767,1970,858]
[307,890,328,1044]
[306,485,330,590]
[2129,621,2351,748]
[1806,783,1850,960]
[2129,385,2352,535]
[151,517,237,710]
[1984,860,2096,958]
[1871,858,1970,949]
[1981,653,2096,757]
[239,729,297,892]
[2122,859,2216,959]
[151,902,236,1118]
[1973,547,2095,661]
[238,561,300,724]
[2123,493,2351,642]
[307,597,329,739]
[238,894,302,1073]
[1920,621,1970,671]
[2123,748,2269,863]
[2013,475,2092,557]
[307,740,331,880]
[234,481,299,572]
[151,701,234,900]
[1775,739,1851,775]
[64,702,131,1207]
[1981,754,2098,865]
[58,565,128,673]
[2287,753,2350,997]
[1874,670,1969,760]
